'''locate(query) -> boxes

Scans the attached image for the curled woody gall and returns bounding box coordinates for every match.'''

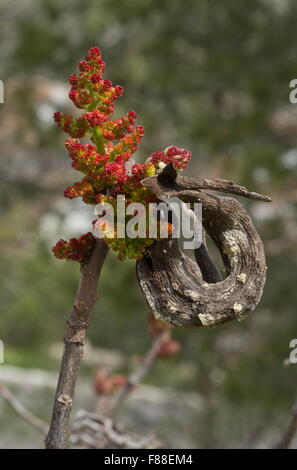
[52,46,191,261]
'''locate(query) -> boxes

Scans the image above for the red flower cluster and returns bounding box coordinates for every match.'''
[53,112,88,138]
[52,47,192,261]
[93,368,127,395]
[148,145,192,170]
[64,139,109,175]
[52,232,95,262]
[147,314,181,359]
[102,112,137,141]
[63,178,95,202]
[158,339,181,358]
[82,110,109,127]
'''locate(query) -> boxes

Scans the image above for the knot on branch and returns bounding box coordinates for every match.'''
[57,394,73,406]
[136,163,270,328]
[64,301,89,344]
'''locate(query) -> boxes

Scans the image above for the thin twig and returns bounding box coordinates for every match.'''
[142,161,272,202]
[276,402,297,449]
[45,239,108,449]
[106,328,170,417]
[71,411,160,448]
[0,383,48,435]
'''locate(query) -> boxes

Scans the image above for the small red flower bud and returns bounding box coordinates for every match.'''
[93,369,126,395]
[87,46,101,58]
[53,111,62,124]
[69,74,78,86]
[78,60,91,72]
[90,73,101,84]
[127,110,137,122]
[158,339,181,358]
[52,232,95,263]
[69,88,79,102]
[102,79,112,90]
[114,85,124,97]
[148,314,169,336]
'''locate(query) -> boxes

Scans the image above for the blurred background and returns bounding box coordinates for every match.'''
[0,0,297,449]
